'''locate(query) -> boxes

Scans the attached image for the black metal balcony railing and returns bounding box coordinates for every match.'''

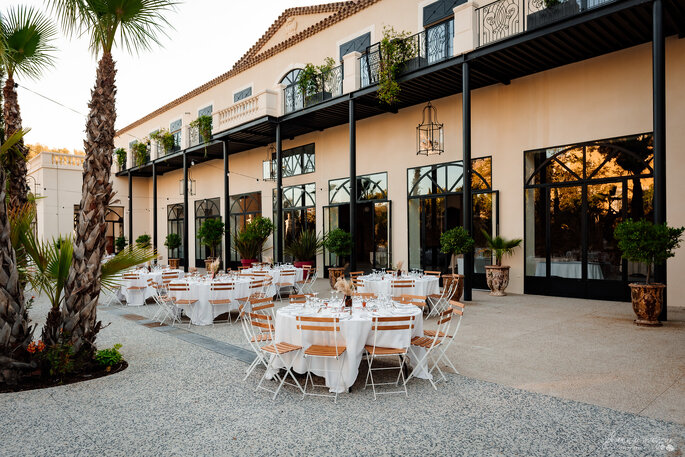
[359,27,453,89]
[284,64,344,114]
[476,0,617,48]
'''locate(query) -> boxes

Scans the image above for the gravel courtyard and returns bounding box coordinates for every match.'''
[1,285,683,456]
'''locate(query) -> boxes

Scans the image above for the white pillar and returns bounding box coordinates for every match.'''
[342,51,361,94]
[453,1,478,56]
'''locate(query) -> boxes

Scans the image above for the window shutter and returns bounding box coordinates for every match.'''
[339,32,371,61]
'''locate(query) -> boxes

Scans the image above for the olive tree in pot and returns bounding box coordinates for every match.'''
[197,219,225,270]
[164,233,182,269]
[482,230,522,296]
[614,219,683,326]
[323,228,352,288]
[440,226,475,301]
[232,216,274,267]
[284,230,325,270]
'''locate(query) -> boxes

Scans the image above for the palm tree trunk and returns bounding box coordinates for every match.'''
[61,53,116,357]
[2,76,30,214]
[0,163,34,384]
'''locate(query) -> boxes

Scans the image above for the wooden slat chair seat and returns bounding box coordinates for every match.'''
[397,294,427,308]
[296,315,347,402]
[251,333,272,343]
[364,315,415,399]
[261,342,301,354]
[289,294,312,304]
[349,271,364,279]
[391,280,414,296]
[410,335,441,348]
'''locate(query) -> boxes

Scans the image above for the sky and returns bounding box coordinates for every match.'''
[10,0,322,152]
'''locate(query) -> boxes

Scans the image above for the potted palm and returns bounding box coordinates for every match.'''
[482,230,522,296]
[164,233,182,269]
[440,226,475,301]
[233,216,274,267]
[197,219,225,270]
[323,228,352,288]
[284,230,325,269]
[614,219,683,326]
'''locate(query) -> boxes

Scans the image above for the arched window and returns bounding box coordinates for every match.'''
[229,192,261,262]
[281,68,303,113]
[167,203,184,259]
[194,198,221,267]
[523,133,654,300]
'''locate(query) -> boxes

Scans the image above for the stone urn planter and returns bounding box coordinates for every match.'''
[629,283,665,326]
[328,267,345,289]
[485,265,511,296]
[168,258,180,270]
[443,274,464,301]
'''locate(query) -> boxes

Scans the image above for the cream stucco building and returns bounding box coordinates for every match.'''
[110,0,685,314]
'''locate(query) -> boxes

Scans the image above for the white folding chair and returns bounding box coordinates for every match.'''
[275,270,297,300]
[208,282,235,324]
[427,276,458,318]
[425,300,466,378]
[253,308,305,400]
[167,283,199,328]
[241,297,275,380]
[391,279,414,297]
[405,307,453,391]
[295,270,317,294]
[122,273,146,306]
[150,285,181,326]
[296,316,347,403]
[364,315,415,399]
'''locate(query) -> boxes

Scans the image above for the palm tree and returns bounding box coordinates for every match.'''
[49,0,176,356]
[0,6,56,213]
[0,128,34,384]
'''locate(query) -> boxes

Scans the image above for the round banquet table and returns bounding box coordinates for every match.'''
[167,277,252,325]
[118,268,184,306]
[356,274,439,297]
[244,266,305,284]
[269,302,431,393]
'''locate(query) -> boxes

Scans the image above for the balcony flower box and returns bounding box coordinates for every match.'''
[527,0,580,30]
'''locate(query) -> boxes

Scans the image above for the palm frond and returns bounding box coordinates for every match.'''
[100,245,157,291]
[0,128,29,155]
[49,0,177,56]
[0,5,57,80]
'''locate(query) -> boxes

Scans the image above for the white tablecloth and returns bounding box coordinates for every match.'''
[118,269,183,306]
[356,275,439,297]
[534,261,604,279]
[244,267,305,284]
[270,303,430,393]
[168,277,252,325]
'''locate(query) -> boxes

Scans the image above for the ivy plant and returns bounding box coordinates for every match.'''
[131,141,150,167]
[114,147,127,169]
[150,129,176,154]
[378,26,417,106]
[190,114,213,156]
[298,57,336,99]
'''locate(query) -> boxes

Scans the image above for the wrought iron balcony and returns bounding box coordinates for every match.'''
[283,64,344,114]
[476,0,618,47]
[359,27,453,89]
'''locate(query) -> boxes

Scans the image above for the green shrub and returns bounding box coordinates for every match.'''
[323,228,352,266]
[614,219,684,284]
[95,344,123,368]
[43,340,74,380]
[135,234,151,248]
[232,217,273,260]
[197,218,225,258]
[115,236,127,253]
[440,227,475,274]
[284,230,324,261]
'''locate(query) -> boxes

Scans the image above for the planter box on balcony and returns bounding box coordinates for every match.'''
[305,91,332,108]
[401,56,428,74]
[527,1,580,30]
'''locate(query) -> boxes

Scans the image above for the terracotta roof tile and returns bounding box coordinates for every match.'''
[117,0,381,136]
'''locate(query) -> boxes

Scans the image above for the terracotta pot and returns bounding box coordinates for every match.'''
[328,267,345,289]
[443,274,464,301]
[629,283,665,326]
[168,258,180,270]
[485,265,510,296]
[241,258,257,268]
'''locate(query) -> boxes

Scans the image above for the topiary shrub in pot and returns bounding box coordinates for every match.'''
[614,219,683,326]
[197,219,225,270]
[482,230,522,296]
[164,233,182,269]
[323,228,352,288]
[135,234,151,249]
[440,226,475,300]
[114,235,127,253]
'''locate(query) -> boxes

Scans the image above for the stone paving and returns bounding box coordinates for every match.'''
[1,285,683,456]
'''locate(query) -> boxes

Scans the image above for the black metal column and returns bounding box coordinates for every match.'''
[462,62,473,301]
[152,162,158,262]
[653,0,667,320]
[183,154,189,272]
[128,171,133,250]
[276,123,283,263]
[223,140,230,268]
[349,98,357,272]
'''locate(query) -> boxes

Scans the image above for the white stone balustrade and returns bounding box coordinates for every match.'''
[214,89,279,132]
